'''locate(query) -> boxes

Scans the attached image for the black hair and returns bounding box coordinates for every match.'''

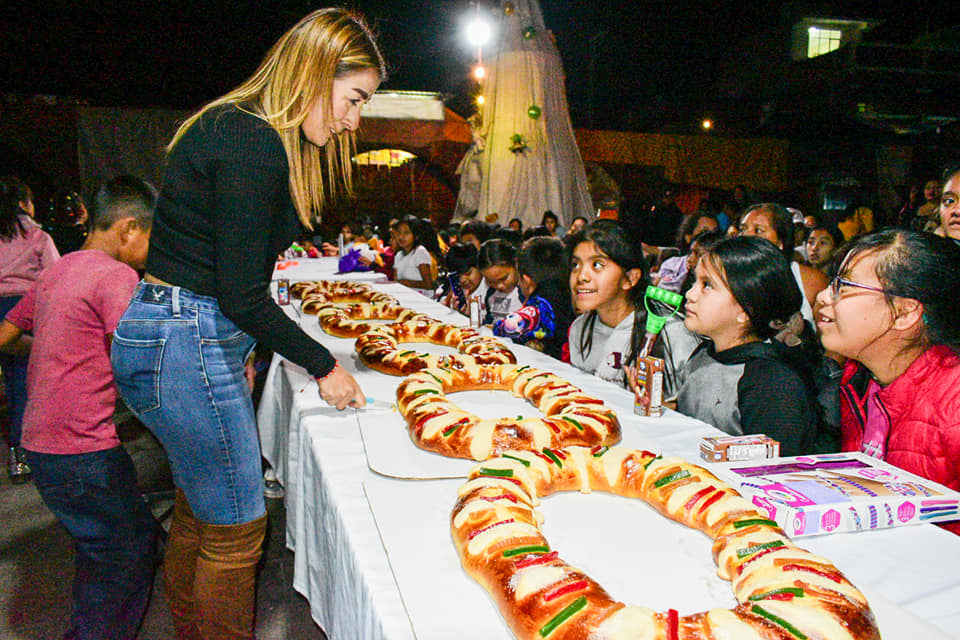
[91,175,157,231]
[740,202,794,259]
[0,175,32,240]
[568,219,649,368]
[494,227,522,247]
[942,163,960,186]
[397,214,435,256]
[839,229,960,350]
[508,217,523,231]
[459,219,492,245]
[444,242,479,273]
[703,236,801,341]
[675,212,719,252]
[517,236,567,284]
[804,212,822,227]
[477,238,517,271]
[806,224,844,249]
[541,210,559,226]
[522,225,551,241]
[678,228,727,299]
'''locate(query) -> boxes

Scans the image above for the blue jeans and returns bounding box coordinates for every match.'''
[0,295,28,447]
[25,446,158,640]
[111,282,264,525]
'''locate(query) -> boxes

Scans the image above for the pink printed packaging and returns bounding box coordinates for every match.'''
[708,452,960,537]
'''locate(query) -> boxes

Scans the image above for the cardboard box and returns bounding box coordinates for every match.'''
[710,452,960,536]
[699,434,780,462]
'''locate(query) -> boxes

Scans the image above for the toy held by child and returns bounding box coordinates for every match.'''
[493,236,573,358]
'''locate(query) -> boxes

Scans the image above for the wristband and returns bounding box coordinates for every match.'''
[315,361,339,382]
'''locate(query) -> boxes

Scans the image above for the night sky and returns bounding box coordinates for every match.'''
[2,1,957,132]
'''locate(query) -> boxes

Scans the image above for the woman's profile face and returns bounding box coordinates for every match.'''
[739,209,781,248]
[939,173,960,241]
[302,67,380,147]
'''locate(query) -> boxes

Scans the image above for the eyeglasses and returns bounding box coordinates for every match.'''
[829,275,888,300]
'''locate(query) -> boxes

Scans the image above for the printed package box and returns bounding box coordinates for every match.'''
[709,452,960,537]
[699,434,779,462]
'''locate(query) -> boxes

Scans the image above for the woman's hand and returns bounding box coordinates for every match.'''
[317,365,366,410]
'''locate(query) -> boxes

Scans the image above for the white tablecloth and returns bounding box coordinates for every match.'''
[272,256,388,283]
[256,276,960,639]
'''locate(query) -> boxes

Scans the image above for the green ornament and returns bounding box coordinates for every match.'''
[522,26,536,40]
[527,105,541,119]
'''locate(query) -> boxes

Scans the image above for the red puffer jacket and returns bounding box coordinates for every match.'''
[840,345,960,535]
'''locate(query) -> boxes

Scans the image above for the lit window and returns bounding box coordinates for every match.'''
[807,27,842,58]
[353,149,416,168]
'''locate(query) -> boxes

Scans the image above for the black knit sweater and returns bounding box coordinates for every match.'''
[147,104,336,378]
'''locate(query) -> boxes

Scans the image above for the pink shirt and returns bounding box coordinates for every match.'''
[0,215,60,297]
[6,250,138,454]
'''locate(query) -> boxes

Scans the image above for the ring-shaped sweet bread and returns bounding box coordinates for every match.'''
[396,364,620,460]
[355,320,516,376]
[290,280,372,299]
[292,280,397,307]
[313,302,431,338]
[452,446,879,640]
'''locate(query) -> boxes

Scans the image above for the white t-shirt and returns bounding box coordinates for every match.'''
[485,286,523,324]
[790,261,814,324]
[569,311,635,386]
[394,245,433,296]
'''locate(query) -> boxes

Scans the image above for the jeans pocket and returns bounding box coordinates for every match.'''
[111,335,165,415]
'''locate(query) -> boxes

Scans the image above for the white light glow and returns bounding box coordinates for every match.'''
[466,18,493,46]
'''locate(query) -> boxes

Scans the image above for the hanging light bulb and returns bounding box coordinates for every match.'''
[473,65,486,80]
[476,95,486,105]
[465,16,493,47]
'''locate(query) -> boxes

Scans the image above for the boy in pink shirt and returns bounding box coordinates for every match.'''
[0,176,157,640]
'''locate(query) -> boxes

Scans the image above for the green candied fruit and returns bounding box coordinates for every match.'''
[653,469,691,488]
[538,595,587,637]
[501,453,531,467]
[478,467,514,478]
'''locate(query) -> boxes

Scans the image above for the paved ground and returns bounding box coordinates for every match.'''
[0,424,325,639]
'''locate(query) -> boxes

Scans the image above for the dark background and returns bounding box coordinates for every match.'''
[4,1,958,133]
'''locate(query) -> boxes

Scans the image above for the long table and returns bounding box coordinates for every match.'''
[257,267,960,640]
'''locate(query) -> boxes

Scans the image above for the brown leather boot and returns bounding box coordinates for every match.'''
[164,490,203,640]
[194,514,267,640]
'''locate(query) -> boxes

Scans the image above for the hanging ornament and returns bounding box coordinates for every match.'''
[522,26,537,40]
[527,104,542,120]
[509,133,529,155]
[503,2,515,16]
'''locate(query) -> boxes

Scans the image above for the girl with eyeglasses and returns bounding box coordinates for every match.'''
[815,229,960,535]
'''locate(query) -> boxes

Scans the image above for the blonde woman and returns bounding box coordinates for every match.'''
[110,9,385,639]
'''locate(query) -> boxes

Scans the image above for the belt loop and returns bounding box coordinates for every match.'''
[171,286,182,317]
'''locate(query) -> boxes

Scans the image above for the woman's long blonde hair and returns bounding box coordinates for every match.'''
[168,8,386,228]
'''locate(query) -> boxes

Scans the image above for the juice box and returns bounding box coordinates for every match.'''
[633,356,664,417]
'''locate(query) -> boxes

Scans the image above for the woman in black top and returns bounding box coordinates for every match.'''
[110,9,385,638]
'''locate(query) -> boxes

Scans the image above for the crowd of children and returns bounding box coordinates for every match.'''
[3,166,960,638]
[356,178,960,525]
